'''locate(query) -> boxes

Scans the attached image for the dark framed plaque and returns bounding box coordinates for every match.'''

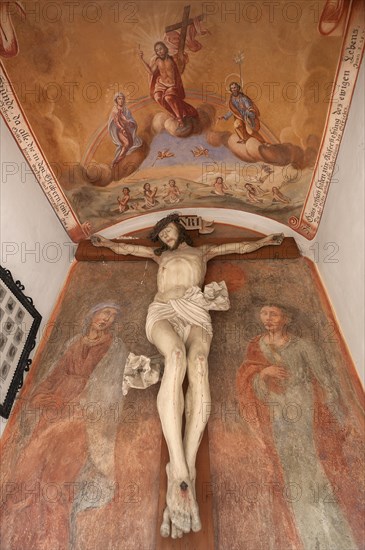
[0,266,42,418]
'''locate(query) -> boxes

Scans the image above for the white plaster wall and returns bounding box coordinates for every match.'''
[0,118,76,434]
[0,118,76,324]
[314,61,364,382]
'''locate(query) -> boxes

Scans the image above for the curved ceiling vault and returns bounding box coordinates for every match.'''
[1,0,364,241]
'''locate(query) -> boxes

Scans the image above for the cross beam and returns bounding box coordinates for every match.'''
[165,5,204,58]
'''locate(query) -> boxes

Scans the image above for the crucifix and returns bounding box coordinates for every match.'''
[92,215,284,544]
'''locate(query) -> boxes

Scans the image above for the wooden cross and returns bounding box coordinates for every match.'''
[165,5,204,58]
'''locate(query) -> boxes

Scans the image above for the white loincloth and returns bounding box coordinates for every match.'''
[145,281,230,343]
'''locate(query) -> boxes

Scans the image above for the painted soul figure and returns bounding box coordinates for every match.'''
[92,214,284,539]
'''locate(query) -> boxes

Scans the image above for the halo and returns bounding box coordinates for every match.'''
[224,73,242,92]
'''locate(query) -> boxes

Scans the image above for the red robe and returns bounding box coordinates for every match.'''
[149,54,198,120]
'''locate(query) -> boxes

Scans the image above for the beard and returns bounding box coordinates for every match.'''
[167,240,180,251]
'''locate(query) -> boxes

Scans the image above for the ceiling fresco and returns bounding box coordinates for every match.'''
[1,0,364,241]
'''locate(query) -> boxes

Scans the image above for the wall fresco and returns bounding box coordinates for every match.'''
[1,254,363,548]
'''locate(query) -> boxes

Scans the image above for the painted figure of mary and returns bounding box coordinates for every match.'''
[108,92,142,166]
[1,302,128,549]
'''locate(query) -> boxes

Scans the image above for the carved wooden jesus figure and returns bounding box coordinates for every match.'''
[92,214,284,539]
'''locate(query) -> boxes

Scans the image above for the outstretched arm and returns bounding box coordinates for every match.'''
[91,235,156,260]
[202,233,284,261]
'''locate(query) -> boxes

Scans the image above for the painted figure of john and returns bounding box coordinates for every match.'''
[236,304,359,549]
[92,214,283,539]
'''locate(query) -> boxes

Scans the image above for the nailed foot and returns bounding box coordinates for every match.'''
[160,463,202,538]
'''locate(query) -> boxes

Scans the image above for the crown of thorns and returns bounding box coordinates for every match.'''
[149,213,182,242]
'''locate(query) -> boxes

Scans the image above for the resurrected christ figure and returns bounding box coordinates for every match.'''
[92,214,284,539]
[138,42,198,127]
